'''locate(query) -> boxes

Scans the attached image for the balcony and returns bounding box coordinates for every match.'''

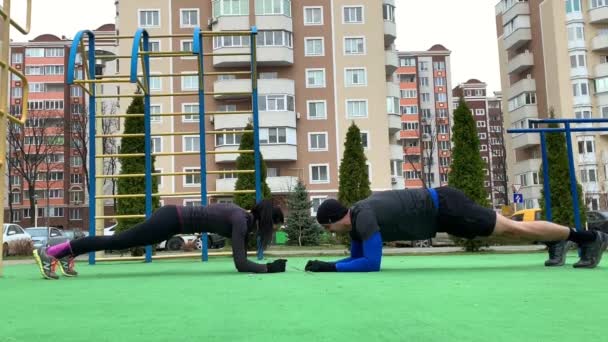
[511,132,540,150]
[595,63,608,78]
[404,146,421,155]
[258,46,294,66]
[212,113,251,131]
[592,34,608,52]
[504,28,532,51]
[390,144,403,160]
[216,176,298,194]
[259,79,296,128]
[213,79,251,100]
[589,6,608,24]
[502,1,530,25]
[400,130,420,140]
[385,49,398,76]
[388,114,401,133]
[212,15,249,31]
[255,15,293,32]
[386,82,400,98]
[578,152,597,165]
[509,104,538,124]
[214,144,298,163]
[507,51,533,75]
[512,158,541,176]
[509,78,536,97]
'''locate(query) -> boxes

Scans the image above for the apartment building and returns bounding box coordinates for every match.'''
[453,80,508,208]
[396,45,454,189]
[115,0,401,215]
[496,0,608,210]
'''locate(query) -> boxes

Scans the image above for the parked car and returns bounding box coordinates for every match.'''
[63,229,87,241]
[25,227,68,249]
[587,211,608,233]
[158,233,226,251]
[510,208,542,222]
[2,224,32,257]
[104,224,117,236]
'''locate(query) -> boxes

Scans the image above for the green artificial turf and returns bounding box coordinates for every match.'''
[1,253,607,342]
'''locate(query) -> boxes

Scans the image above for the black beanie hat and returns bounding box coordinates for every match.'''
[316,199,348,225]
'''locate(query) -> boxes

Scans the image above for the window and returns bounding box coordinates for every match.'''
[402,122,419,130]
[44,65,64,75]
[309,132,328,151]
[580,168,598,183]
[139,10,160,27]
[257,30,293,47]
[360,132,369,149]
[567,24,585,42]
[478,133,487,140]
[25,48,44,57]
[438,125,449,134]
[390,160,403,177]
[259,72,277,79]
[260,127,287,144]
[216,129,243,146]
[45,48,64,57]
[435,77,447,86]
[439,141,450,150]
[508,92,536,111]
[213,35,251,49]
[181,40,194,53]
[69,209,82,220]
[433,61,446,70]
[419,77,429,86]
[436,93,447,102]
[259,95,295,111]
[182,75,198,91]
[212,0,249,16]
[383,4,395,22]
[305,38,324,56]
[591,0,607,9]
[255,0,292,16]
[218,104,237,112]
[149,75,162,91]
[476,121,487,127]
[344,37,365,55]
[154,169,163,186]
[481,145,488,152]
[49,208,64,218]
[12,210,21,222]
[345,68,367,87]
[71,173,83,184]
[570,52,587,69]
[183,103,199,122]
[70,156,83,167]
[577,138,595,154]
[10,175,21,186]
[150,104,162,123]
[180,9,199,27]
[566,0,582,12]
[572,80,589,96]
[70,86,83,97]
[405,171,421,180]
[25,66,43,75]
[11,191,21,204]
[346,100,368,118]
[310,164,329,183]
[148,137,161,154]
[399,58,416,67]
[11,87,22,98]
[595,77,608,93]
[11,53,23,64]
[400,74,416,83]
[602,106,608,119]
[343,6,363,23]
[307,100,327,119]
[48,189,64,199]
[503,15,531,36]
[387,97,399,114]
[311,196,327,216]
[401,105,418,115]
[575,109,592,119]
[419,61,429,71]
[184,136,200,152]
[184,168,202,186]
[401,89,417,99]
[306,69,326,88]
[304,7,322,25]
[475,109,485,116]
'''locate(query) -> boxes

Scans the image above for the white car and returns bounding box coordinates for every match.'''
[102,224,223,251]
[2,224,32,257]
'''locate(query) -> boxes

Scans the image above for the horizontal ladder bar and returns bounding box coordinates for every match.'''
[96,130,253,138]
[95,170,255,179]
[96,215,146,220]
[96,150,254,158]
[73,78,133,84]
[95,111,253,119]
[203,52,251,57]
[96,190,256,199]
[140,51,195,57]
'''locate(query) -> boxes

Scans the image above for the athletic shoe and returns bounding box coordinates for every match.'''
[57,256,78,277]
[33,247,59,280]
[573,231,608,269]
[544,241,571,267]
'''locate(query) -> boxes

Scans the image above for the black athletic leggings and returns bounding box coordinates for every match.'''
[70,206,183,256]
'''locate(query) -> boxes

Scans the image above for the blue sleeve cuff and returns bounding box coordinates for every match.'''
[335,232,382,272]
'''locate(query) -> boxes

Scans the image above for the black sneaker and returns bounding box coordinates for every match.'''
[573,231,608,269]
[33,247,59,280]
[57,256,78,277]
[545,241,571,267]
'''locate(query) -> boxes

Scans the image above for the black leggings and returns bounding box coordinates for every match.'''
[70,206,182,256]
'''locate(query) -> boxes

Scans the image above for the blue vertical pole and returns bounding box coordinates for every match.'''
[85,32,97,265]
[540,132,552,221]
[250,27,263,260]
[564,123,582,231]
[140,30,153,263]
[195,27,209,262]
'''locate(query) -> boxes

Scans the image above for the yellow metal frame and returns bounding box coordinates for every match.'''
[1,0,32,277]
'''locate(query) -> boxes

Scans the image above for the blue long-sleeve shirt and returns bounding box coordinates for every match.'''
[333,188,440,272]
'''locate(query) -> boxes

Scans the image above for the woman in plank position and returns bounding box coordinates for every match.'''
[34,200,286,279]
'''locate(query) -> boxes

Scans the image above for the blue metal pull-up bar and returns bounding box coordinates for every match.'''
[507,118,608,231]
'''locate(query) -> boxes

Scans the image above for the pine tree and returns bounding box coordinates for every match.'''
[284,180,323,246]
[338,122,371,206]
[448,99,489,251]
[116,95,160,255]
[234,123,272,210]
[337,122,371,247]
[539,117,586,228]
[449,99,489,206]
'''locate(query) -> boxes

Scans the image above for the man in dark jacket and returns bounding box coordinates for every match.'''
[305,187,607,272]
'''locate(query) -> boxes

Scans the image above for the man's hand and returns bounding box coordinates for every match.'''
[266,259,287,273]
[304,260,337,272]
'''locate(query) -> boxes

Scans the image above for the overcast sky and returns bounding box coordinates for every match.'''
[8,0,501,92]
